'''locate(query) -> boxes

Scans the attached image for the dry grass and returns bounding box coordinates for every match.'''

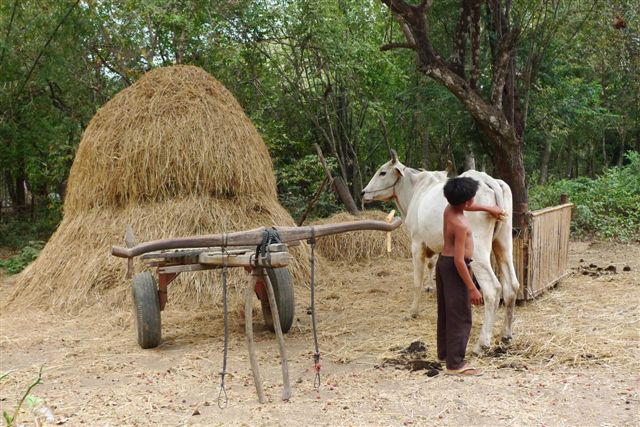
[6,65,309,312]
[310,210,411,261]
[311,242,640,372]
[1,241,637,425]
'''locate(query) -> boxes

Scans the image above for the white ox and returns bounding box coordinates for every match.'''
[361,151,520,353]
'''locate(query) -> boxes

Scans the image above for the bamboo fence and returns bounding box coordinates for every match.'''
[515,201,574,300]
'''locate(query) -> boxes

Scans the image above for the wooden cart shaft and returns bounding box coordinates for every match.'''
[112,218,403,259]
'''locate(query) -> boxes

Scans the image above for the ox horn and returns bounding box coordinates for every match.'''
[390,149,398,164]
[445,160,454,175]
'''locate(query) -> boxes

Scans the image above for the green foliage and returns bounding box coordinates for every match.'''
[1,366,43,427]
[529,152,640,241]
[276,154,341,221]
[1,0,637,228]
[0,204,61,248]
[0,241,44,274]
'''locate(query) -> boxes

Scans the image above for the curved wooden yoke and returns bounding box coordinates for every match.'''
[111,217,403,259]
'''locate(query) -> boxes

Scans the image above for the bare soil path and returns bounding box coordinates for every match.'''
[1,240,638,426]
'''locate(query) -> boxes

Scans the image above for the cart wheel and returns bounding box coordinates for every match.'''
[261,267,295,333]
[132,272,161,349]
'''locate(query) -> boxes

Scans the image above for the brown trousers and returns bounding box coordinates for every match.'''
[435,256,472,370]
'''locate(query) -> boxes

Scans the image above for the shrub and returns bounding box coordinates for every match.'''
[0,241,44,274]
[529,151,640,241]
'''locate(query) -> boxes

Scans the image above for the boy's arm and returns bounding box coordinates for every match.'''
[465,202,506,221]
[453,225,484,305]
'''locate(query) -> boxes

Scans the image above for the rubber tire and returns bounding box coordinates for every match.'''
[261,267,295,334]
[132,272,161,349]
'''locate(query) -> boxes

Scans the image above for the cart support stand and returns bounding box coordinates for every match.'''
[245,273,266,403]
[261,267,292,400]
[157,271,179,310]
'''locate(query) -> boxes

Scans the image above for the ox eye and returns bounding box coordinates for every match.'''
[379,171,387,176]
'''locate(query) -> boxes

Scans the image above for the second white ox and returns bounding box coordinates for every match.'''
[361,151,520,353]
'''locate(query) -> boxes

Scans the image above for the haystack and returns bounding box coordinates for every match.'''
[310,210,411,261]
[9,65,310,311]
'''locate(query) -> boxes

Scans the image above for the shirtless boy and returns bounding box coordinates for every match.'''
[436,177,505,375]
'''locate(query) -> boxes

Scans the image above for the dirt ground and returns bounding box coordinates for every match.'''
[1,240,638,426]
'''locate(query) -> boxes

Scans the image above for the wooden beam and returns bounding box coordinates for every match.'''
[112,218,403,259]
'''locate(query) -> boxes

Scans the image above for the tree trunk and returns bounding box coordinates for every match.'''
[15,173,26,208]
[464,141,476,171]
[565,137,574,178]
[601,131,608,170]
[421,130,430,170]
[538,137,552,185]
[617,128,626,166]
[492,138,528,228]
[380,0,528,208]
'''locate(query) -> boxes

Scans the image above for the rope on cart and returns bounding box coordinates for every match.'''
[218,241,229,409]
[255,227,282,267]
[308,227,321,389]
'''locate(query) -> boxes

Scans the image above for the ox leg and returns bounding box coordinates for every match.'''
[493,239,520,345]
[424,255,436,293]
[470,259,501,355]
[409,243,426,318]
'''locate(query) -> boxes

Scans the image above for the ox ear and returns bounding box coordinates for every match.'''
[390,148,398,164]
[394,165,405,176]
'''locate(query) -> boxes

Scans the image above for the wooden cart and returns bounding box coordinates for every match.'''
[130,244,296,349]
[112,218,402,403]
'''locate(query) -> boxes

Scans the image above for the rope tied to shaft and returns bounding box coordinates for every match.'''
[308,227,321,389]
[218,242,229,409]
[254,227,282,268]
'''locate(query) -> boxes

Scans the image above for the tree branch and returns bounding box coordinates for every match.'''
[0,0,19,67]
[470,0,481,89]
[394,13,416,45]
[92,48,132,86]
[381,0,517,145]
[14,0,81,101]
[417,0,434,11]
[451,0,471,78]
[490,30,518,107]
[380,42,416,51]
[382,0,438,68]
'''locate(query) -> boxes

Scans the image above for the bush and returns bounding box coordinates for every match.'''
[529,151,640,241]
[0,204,61,248]
[0,241,44,274]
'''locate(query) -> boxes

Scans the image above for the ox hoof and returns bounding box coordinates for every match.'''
[423,286,434,293]
[472,343,490,356]
[501,336,513,345]
[404,312,419,320]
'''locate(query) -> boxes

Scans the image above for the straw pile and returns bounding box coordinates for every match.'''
[310,210,411,261]
[8,65,309,311]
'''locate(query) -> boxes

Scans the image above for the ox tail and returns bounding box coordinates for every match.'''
[480,175,505,237]
[466,170,508,235]
[494,179,514,236]
[464,170,505,209]
[482,175,505,211]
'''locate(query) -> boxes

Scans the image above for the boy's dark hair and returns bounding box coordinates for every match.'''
[443,177,479,206]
